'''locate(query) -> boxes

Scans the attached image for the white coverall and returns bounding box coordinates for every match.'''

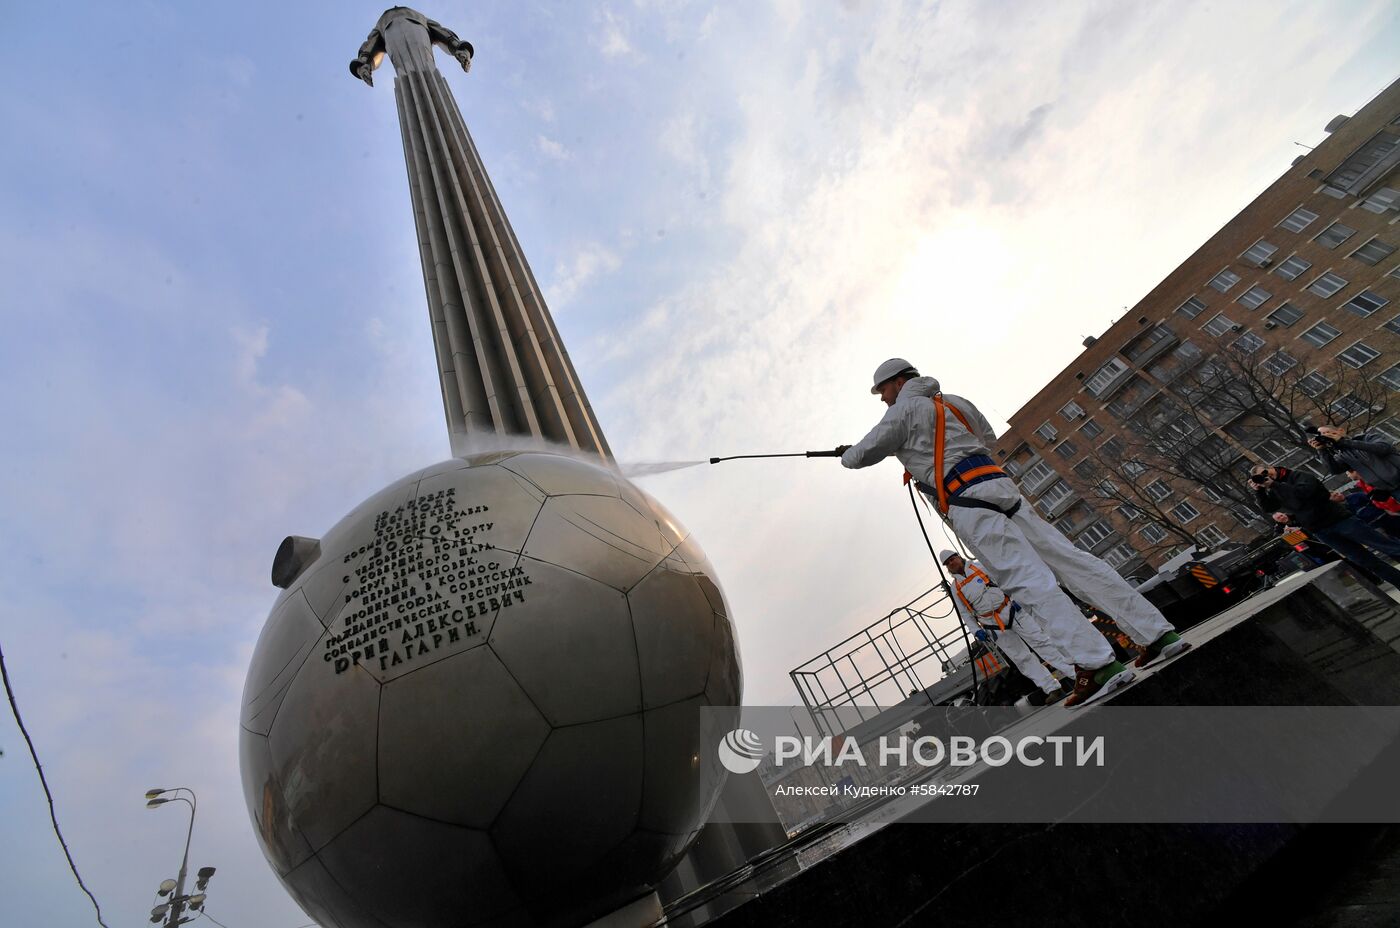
[948,561,1075,694]
[841,376,1174,669]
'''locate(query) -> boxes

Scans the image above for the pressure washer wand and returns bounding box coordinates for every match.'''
[709,449,845,464]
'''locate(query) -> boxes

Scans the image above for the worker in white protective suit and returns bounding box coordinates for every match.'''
[940,549,1075,706]
[836,359,1189,707]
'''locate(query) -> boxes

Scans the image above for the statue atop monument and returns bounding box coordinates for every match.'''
[349,7,474,86]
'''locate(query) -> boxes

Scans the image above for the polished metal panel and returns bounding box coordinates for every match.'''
[706,610,744,708]
[629,554,717,709]
[523,494,669,593]
[319,806,525,928]
[492,715,644,892]
[500,451,621,498]
[279,854,394,928]
[242,591,323,735]
[296,549,366,627]
[414,461,546,555]
[630,482,688,550]
[639,696,727,835]
[377,646,549,828]
[267,661,381,852]
[489,557,639,725]
[238,728,313,875]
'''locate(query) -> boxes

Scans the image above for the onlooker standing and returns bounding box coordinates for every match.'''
[1340,469,1400,539]
[1309,425,1400,492]
[1249,465,1400,587]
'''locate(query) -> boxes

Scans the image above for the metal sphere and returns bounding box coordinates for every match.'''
[240,451,741,927]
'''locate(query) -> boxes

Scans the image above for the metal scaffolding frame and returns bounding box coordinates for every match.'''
[789,585,967,738]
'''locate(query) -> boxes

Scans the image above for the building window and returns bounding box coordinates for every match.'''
[1079,418,1103,439]
[1036,480,1072,514]
[1337,341,1381,369]
[1103,543,1139,569]
[1197,524,1229,547]
[1306,271,1348,298]
[1208,269,1241,292]
[1331,394,1371,420]
[1315,221,1357,249]
[1300,320,1342,348]
[1140,524,1169,544]
[1035,421,1058,442]
[1240,240,1278,266]
[1122,324,1176,362]
[1054,439,1078,459]
[1099,436,1125,459]
[1236,285,1271,309]
[1298,370,1333,397]
[1254,438,1293,462]
[1342,289,1390,317]
[1145,479,1172,502]
[1324,130,1400,195]
[1021,458,1056,489]
[1231,331,1264,353]
[1266,303,1304,327]
[1077,521,1114,548]
[1371,418,1400,442]
[1169,501,1201,524]
[1123,460,1147,478]
[1230,507,1263,527]
[1060,400,1085,421]
[1084,357,1130,397]
[1175,296,1207,319]
[1376,364,1400,391]
[1273,254,1312,280]
[1073,459,1098,480]
[1386,315,1400,336]
[1092,478,1119,499]
[1262,349,1299,375]
[1277,206,1319,233]
[1350,237,1396,266]
[1202,312,1237,337]
[1360,186,1400,214]
[1117,503,1144,521]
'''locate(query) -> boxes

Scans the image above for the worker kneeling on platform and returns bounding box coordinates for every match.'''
[940,549,1075,706]
[836,359,1189,707]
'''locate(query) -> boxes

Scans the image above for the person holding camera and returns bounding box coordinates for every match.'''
[1249,464,1400,588]
[1308,425,1400,499]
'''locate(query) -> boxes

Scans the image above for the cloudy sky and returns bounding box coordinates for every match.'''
[3,1,1398,925]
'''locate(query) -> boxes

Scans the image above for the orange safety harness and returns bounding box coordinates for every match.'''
[953,565,1014,631]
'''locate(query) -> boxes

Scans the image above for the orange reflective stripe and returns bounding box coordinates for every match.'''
[933,398,949,514]
[946,464,1005,494]
[958,566,1010,630]
[930,395,978,514]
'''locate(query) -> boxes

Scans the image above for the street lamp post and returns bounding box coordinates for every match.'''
[145,787,213,927]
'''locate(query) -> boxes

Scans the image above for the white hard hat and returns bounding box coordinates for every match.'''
[939,549,960,564]
[871,358,918,394]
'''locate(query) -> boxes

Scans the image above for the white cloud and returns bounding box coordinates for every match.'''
[536,134,571,161]
[596,8,638,59]
[545,241,623,309]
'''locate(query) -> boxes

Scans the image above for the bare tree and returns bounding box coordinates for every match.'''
[1065,338,1391,554]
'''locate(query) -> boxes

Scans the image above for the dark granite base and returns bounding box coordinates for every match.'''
[692,566,1400,928]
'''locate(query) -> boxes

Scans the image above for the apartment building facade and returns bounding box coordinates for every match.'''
[994,77,1400,579]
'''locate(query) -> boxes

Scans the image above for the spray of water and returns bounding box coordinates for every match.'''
[619,460,706,478]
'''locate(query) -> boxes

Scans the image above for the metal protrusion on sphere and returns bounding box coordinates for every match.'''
[271,536,322,590]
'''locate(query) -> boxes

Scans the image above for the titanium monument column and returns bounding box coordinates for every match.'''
[239,9,742,928]
[350,7,612,462]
